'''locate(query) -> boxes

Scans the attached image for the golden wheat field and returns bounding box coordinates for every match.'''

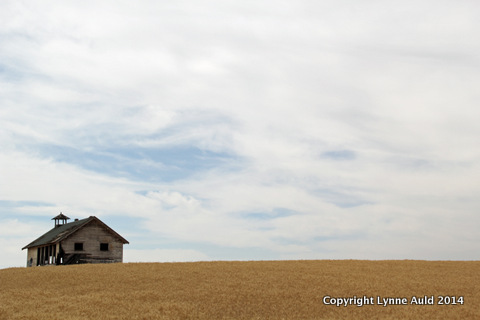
[0,260,478,319]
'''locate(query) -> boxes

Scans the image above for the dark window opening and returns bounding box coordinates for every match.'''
[74,243,83,251]
[100,243,109,251]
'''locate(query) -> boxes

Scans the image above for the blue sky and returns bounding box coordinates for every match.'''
[1,0,480,268]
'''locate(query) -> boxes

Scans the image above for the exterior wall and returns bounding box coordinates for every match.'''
[61,220,124,263]
[26,248,37,267]
[26,243,60,267]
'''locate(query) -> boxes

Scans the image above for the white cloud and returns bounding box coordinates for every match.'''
[0,219,36,237]
[124,249,210,263]
[0,237,33,268]
[1,0,480,265]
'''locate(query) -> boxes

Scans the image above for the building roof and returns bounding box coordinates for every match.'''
[52,213,70,221]
[22,216,129,250]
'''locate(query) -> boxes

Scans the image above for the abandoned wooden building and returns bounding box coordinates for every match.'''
[22,213,129,267]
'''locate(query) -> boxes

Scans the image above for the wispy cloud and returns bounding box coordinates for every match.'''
[1,0,480,267]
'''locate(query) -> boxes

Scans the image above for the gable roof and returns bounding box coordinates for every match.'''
[22,216,129,250]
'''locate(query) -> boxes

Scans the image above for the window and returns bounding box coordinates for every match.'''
[100,243,109,251]
[74,243,83,251]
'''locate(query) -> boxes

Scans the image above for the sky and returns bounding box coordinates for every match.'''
[1,0,479,268]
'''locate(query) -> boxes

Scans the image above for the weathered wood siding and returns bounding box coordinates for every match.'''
[62,220,124,263]
[26,248,37,267]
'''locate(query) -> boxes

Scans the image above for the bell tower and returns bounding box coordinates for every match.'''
[52,212,70,227]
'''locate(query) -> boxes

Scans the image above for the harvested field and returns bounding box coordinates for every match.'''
[0,260,478,319]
